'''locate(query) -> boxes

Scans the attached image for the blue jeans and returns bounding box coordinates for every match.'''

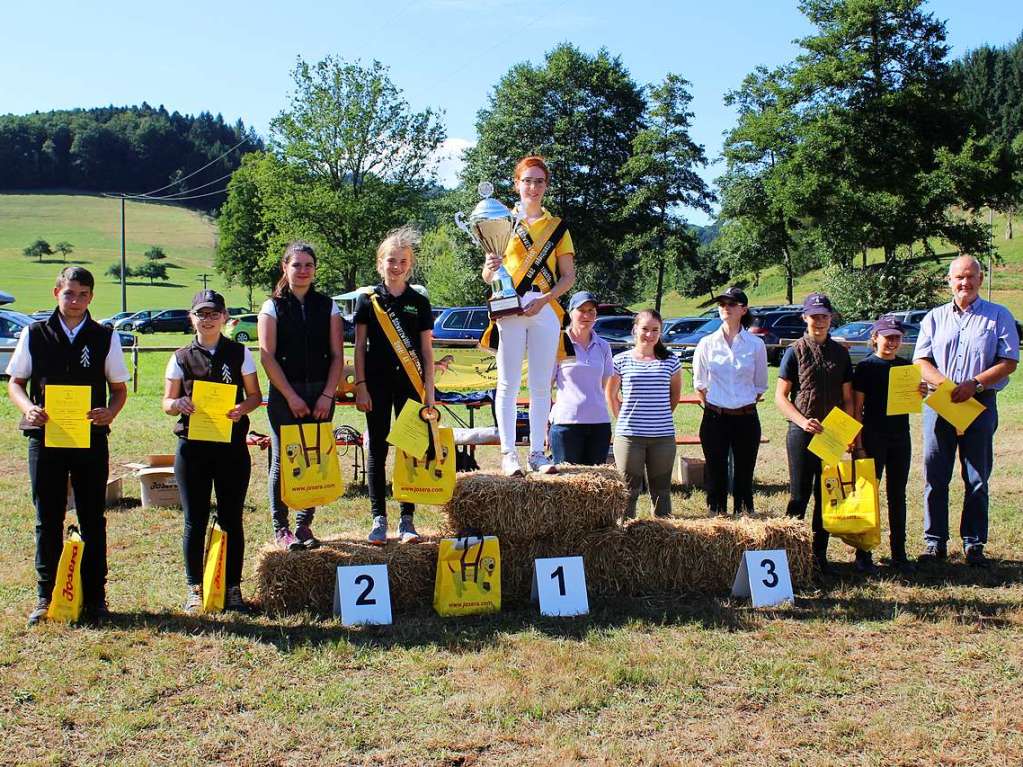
[922,392,998,549]
[549,422,612,465]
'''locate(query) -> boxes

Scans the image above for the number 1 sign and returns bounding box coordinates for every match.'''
[334,564,393,626]
[531,556,588,616]
[731,549,794,608]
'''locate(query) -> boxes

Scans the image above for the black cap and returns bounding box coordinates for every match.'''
[713,287,749,305]
[191,289,226,312]
[802,292,833,316]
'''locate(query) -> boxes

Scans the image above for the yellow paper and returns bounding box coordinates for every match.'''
[886,363,924,415]
[924,380,986,434]
[808,407,862,466]
[387,400,430,459]
[44,385,92,448]
[189,381,236,443]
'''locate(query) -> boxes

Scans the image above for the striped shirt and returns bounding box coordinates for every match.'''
[611,352,681,437]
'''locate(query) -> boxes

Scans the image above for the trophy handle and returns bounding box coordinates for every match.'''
[454,211,481,248]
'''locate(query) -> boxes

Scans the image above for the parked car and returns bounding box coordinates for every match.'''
[0,309,36,373]
[28,310,51,321]
[132,309,191,333]
[830,321,874,342]
[225,314,258,343]
[98,311,136,328]
[887,308,930,326]
[749,308,843,363]
[661,316,711,344]
[114,310,158,331]
[593,315,636,344]
[433,306,490,343]
[117,331,137,348]
[665,318,723,362]
[227,307,247,316]
[840,325,920,365]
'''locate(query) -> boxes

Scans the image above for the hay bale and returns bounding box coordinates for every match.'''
[443,465,627,545]
[577,517,813,596]
[255,538,439,617]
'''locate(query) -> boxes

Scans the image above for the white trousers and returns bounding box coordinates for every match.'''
[494,299,561,454]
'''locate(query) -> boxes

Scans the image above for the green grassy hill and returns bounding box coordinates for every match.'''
[0,193,251,317]
[655,211,1023,319]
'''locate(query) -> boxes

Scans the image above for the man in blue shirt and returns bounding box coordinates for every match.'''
[914,255,1019,567]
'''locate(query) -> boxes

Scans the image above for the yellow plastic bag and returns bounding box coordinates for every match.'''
[47,525,85,623]
[433,535,501,616]
[393,409,455,505]
[821,458,881,550]
[202,519,227,613]
[280,422,343,508]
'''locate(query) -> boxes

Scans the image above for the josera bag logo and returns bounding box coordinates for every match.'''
[48,525,85,623]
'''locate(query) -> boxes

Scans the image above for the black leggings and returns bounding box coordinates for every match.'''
[176,437,251,587]
[861,427,911,560]
[785,425,829,557]
[365,380,418,519]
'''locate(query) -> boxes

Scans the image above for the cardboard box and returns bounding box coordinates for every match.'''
[124,454,180,508]
[67,476,124,510]
[676,456,705,486]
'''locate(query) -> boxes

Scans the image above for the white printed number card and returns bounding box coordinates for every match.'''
[731,549,794,608]
[334,564,392,626]
[531,556,589,617]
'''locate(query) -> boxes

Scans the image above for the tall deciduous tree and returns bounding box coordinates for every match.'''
[461,44,647,301]
[267,56,445,291]
[144,245,166,261]
[135,261,168,285]
[23,239,52,263]
[620,74,715,310]
[54,241,74,263]
[785,0,990,261]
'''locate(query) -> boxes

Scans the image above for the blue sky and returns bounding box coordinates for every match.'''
[4,1,1022,223]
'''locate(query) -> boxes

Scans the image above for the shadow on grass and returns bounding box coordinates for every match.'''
[101,559,1023,653]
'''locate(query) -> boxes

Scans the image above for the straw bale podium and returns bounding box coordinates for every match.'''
[256,466,813,617]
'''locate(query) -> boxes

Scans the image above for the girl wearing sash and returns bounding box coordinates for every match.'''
[258,242,344,550]
[164,290,262,612]
[774,292,854,575]
[481,156,575,477]
[353,226,435,544]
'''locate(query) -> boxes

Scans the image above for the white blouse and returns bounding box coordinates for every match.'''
[692,326,768,409]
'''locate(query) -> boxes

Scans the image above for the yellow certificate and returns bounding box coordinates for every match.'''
[44,385,92,448]
[924,380,986,434]
[387,399,430,459]
[189,381,236,443]
[886,364,924,415]
[808,407,862,466]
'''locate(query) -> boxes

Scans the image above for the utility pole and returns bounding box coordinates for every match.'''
[120,196,127,312]
[197,273,211,291]
[989,207,994,301]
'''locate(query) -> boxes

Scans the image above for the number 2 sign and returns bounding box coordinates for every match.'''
[334,564,393,626]
[731,549,794,608]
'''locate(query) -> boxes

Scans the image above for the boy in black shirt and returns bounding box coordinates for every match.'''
[6,267,130,625]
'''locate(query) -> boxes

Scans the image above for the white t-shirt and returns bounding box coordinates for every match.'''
[165,342,257,380]
[5,318,131,382]
[258,298,340,318]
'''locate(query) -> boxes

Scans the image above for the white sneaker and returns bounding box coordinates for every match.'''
[528,451,558,475]
[502,452,524,477]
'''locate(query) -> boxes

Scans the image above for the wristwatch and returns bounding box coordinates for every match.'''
[971,378,985,393]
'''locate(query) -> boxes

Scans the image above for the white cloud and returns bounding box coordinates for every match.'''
[432,136,475,189]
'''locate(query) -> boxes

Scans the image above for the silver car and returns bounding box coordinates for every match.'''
[0,310,36,374]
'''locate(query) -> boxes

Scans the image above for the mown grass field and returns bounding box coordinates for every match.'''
[0,193,251,316]
[1,343,1022,765]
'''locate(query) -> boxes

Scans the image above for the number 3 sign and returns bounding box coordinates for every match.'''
[334,564,393,626]
[731,549,794,608]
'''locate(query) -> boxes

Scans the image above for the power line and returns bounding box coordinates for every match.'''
[140,170,235,200]
[123,186,229,203]
[133,138,248,197]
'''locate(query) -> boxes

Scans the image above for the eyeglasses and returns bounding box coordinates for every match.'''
[718,301,740,308]
[519,178,546,187]
[192,310,222,320]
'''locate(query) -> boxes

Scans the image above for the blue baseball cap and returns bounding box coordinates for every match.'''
[802,292,833,316]
[871,315,906,336]
[568,291,599,311]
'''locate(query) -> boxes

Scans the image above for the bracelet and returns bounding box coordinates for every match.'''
[355,379,366,385]
[318,393,333,400]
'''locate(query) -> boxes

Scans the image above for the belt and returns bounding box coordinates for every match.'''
[706,403,757,416]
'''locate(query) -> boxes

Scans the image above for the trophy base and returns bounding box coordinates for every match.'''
[488,294,523,319]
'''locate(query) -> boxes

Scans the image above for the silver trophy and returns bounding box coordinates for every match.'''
[455,181,524,318]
